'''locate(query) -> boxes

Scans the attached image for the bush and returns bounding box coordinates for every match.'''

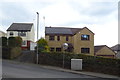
[37,52,120,76]
[1,37,7,47]
[2,46,10,59]
[36,38,50,53]
[15,37,22,47]
[2,37,22,59]
[8,37,16,47]
[10,47,21,59]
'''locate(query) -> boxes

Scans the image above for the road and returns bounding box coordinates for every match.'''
[2,60,117,80]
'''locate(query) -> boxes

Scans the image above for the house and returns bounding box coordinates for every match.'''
[7,23,35,50]
[94,45,115,58]
[45,27,94,55]
[111,44,120,59]
[0,30,7,37]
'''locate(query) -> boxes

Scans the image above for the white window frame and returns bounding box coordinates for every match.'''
[22,40,27,47]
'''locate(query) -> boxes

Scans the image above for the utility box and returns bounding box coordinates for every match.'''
[71,59,82,70]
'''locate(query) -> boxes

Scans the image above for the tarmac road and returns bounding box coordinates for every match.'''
[2,60,118,80]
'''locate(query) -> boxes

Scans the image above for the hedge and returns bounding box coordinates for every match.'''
[2,46,10,59]
[10,47,22,59]
[2,37,22,59]
[36,52,120,76]
[8,37,16,47]
[1,37,7,47]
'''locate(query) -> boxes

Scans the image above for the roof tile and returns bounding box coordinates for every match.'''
[7,23,33,31]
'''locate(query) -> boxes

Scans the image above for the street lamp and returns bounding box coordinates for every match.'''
[62,43,68,68]
[36,12,39,64]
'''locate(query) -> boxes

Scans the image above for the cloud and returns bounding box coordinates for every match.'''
[0,0,118,46]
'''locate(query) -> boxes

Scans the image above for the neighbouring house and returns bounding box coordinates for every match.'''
[45,27,94,55]
[94,45,115,58]
[0,30,7,37]
[111,44,120,59]
[7,23,35,50]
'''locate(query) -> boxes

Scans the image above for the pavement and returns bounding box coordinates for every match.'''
[40,64,120,79]
[2,59,120,79]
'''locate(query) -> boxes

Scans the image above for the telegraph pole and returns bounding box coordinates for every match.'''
[36,12,39,64]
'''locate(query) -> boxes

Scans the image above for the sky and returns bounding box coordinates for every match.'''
[0,0,119,47]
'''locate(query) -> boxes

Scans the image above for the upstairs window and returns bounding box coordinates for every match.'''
[57,36,60,41]
[66,36,69,41]
[81,48,90,53]
[81,34,90,40]
[49,35,55,41]
[18,32,26,37]
[10,32,13,36]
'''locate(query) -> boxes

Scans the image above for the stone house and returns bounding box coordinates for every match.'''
[45,27,94,55]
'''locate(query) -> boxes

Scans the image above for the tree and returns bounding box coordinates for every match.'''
[37,38,50,53]
[15,36,22,47]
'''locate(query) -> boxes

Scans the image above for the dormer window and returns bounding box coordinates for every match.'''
[81,34,90,40]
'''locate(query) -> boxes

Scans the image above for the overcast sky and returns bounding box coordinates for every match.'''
[0,0,119,47]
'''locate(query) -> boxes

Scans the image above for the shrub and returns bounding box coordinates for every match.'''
[15,36,22,47]
[8,37,16,47]
[2,46,10,59]
[2,37,22,59]
[10,47,21,59]
[36,38,50,52]
[1,37,7,47]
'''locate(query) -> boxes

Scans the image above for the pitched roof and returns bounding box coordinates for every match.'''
[111,44,120,51]
[45,27,83,35]
[94,45,106,53]
[7,23,33,31]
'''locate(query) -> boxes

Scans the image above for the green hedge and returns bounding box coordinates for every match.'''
[10,47,22,59]
[36,52,120,76]
[1,37,7,47]
[8,37,16,47]
[2,46,10,59]
[2,37,22,59]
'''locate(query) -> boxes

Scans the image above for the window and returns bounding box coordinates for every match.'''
[22,41,27,46]
[50,47,55,52]
[57,36,60,41]
[81,48,90,53]
[49,35,55,41]
[66,36,69,41]
[10,32,13,36]
[18,32,26,36]
[81,34,90,40]
[56,48,61,52]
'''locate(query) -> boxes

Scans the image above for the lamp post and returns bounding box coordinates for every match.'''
[62,43,68,68]
[36,12,39,64]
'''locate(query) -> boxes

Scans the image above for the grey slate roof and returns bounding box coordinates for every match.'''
[7,23,33,31]
[45,27,82,35]
[111,44,120,51]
